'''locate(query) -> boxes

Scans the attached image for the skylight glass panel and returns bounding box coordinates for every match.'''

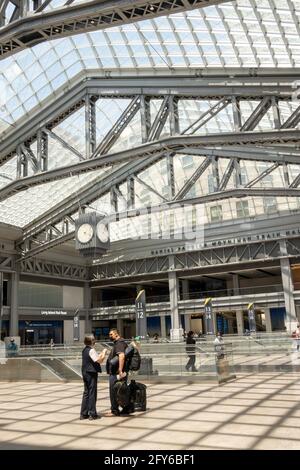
[0,0,300,146]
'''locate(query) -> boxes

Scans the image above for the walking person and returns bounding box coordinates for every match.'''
[296,324,300,351]
[104,328,131,417]
[214,331,225,359]
[185,331,197,372]
[80,334,107,421]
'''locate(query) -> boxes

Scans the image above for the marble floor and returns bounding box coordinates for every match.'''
[0,373,300,450]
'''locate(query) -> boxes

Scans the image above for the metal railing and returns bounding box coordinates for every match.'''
[0,348,236,384]
[92,284,284,308]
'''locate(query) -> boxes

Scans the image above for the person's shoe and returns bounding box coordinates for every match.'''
[79,415,89,420]
[89,414,101,420]
[191,368,197,372]
[185,366,189,371]
[120,408,132,416]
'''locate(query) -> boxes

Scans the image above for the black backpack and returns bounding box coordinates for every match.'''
[113,380,130,408]
[125,345,141,372]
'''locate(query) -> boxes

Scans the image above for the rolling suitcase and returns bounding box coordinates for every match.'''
[129,379,147,412]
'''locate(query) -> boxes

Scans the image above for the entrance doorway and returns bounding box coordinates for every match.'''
[191,314,204,335]
[123,319,135,339]
[25,330,34,345]
[19,321,63,345]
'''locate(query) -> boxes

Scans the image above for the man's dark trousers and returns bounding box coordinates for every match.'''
[109,374,119,414]
[81,372,98,417]
[186,354,196,370]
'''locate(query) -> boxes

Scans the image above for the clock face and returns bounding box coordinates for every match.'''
[77,223,94,244]
[96,222,109,243]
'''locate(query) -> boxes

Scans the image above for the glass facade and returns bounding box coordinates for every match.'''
[19,282,63,308]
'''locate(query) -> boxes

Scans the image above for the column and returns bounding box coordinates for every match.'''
[168,261,183,342]
[212,312,217,335]
[232,274,240,295]
[264,307,272,333]
[227,317,234,334]
[83,282,92,334]
[236,310,244,336]
[9,271,19,337]
[280,241,297,332]
[117,318,124,336]
[182,279,189,301]
[184,314,191,333]
[160,316,167,338]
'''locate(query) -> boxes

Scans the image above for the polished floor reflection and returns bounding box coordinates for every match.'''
[0,373,300,450]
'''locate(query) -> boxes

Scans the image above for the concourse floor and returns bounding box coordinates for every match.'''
[0,373,300,450]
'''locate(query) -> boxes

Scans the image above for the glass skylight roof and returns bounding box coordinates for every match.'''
[1,0,300,129]
[1,0,300,230]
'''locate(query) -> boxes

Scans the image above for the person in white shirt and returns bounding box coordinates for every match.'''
[214,332,225,359]
[80,334,107,420]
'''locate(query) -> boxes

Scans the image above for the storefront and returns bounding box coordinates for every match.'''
[19,320,63,345]
[92,320,117,340]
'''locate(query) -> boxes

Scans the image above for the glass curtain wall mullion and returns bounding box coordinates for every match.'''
[185,12,208,66]
[132,23,156,68]
[68,35,88,73]
[199,8,225,67]
[84,33,103,68]
[151,18,174,69]
[287,0,300,59]
[268,0,295,67]
[232,2,259,66]
[215,5,243,67]
[119,28,138,68]
[103,30,121,69]
[168,17,190,68]
[248,0,277,66]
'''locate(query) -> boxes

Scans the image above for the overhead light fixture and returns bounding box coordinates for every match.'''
[54,28,60,33]
[149,4,155,11]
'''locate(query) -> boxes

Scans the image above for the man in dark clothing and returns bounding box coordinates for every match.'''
[185,330,197,372]
[80,334,107,420]
[104,328,130,417]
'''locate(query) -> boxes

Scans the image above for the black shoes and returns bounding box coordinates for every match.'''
[89,414,101,420]
[80,414,101,420]
[120,409,132,416]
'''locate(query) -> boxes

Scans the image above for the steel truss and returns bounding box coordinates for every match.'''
[0,254,15,272]
[92,237,300,281]
[20,258,89,280]
[0,0,229,59]
[0,72,299,260]
[1,72,300,166]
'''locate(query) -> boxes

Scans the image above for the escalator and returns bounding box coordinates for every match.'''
[36,358,81,381]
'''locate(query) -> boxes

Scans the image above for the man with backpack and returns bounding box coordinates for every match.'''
[104,328,131,417]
